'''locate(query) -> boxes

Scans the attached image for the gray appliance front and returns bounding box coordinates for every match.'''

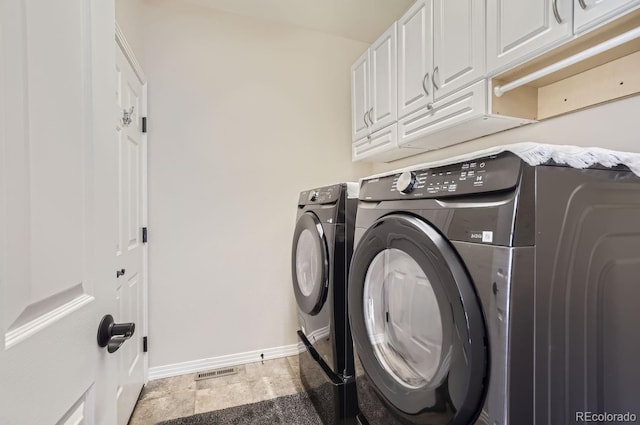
[452,242,534,425]
[352,233,533,425]
[293,216,337,370]
[351,192,531,425]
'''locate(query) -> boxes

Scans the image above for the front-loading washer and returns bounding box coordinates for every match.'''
[348,152,640,425]
[292,183,359,425]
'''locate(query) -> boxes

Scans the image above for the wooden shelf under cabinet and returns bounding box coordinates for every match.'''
[492,10,640,121]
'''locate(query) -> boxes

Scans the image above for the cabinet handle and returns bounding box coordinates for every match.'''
[368,107,374,125]
[553,0,563,24]
[578,0,587,9]
[432,66,440,90]
[363,111,370,128]
[422,72,430,96]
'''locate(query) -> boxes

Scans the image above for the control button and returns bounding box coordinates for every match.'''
[308,191,319,202]
[396,171,417,194]
[480,162,486,168]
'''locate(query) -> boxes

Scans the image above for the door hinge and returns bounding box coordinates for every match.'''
[142,117,147,133]
[142,227,148,243]
[143,336,148,353]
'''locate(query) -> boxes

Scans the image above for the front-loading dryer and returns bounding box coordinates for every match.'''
[292,183,359,425]
[349,152,640,425]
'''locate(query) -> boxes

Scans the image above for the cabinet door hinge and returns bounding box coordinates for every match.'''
[143,336,148,353]
[142,117,147,133]
[142,227,148,243]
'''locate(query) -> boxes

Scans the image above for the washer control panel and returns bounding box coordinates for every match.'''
[360,153,522,201]
[298,184,342,205]
[396,171,417,193]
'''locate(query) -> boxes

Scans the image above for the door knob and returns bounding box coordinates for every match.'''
[116,268,126,278]
[97,314,135,353]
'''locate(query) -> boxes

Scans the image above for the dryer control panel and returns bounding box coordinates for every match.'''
[360,153,523,201]
[298,184,342,206]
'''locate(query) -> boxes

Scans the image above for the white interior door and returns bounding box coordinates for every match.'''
[0,1,118,424]
[115,42,147,425]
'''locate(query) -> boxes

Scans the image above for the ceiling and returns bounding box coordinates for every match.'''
[183,0,414,43]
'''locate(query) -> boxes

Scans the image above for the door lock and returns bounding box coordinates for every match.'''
[97,314,135,353]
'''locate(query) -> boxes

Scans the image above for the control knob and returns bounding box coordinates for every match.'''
[308,191,319,202]
[396,171,417,194]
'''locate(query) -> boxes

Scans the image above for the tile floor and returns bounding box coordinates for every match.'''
[128,356,302,425]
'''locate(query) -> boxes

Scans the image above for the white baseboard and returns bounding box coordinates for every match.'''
[148,342,305,381]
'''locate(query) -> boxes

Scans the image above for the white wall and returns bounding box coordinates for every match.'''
[141,0,372,369]
[372,94,640,173]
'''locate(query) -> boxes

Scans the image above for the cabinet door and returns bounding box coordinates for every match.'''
[398,0,434,119]
[433,0,485,100]
[352,124,398,161]
[369,23,397,133]
[487,0,572,74]
[351,49,370,142]
[398,80,486,148]
[574,0,640,33]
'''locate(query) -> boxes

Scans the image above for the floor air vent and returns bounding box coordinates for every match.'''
[195,366,239,381]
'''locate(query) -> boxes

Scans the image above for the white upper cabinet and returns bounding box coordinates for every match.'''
[351,50,370,142]
[397,0,485,119]
[574,0,640,33]
[486,0,573,74]
[352,0,637,161]
[350,24,397,141]
[398,0,434,119]
[369,23,398,133]
[433,0,486,99]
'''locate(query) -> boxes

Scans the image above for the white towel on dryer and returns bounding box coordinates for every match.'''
[362,142,640,180]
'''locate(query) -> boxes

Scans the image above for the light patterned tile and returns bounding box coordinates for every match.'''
[139,373,197,402]
[128,391,195,425]
[262,374,303,399]
[246,357,297,379]
[130,356,304,422]
[245,357,296,381]
[194,379,266,413]
[286,354,301,381]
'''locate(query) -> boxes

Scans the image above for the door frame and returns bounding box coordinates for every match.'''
[115,22,149,383]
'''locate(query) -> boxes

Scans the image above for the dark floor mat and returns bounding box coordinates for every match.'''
[156,392,323,425]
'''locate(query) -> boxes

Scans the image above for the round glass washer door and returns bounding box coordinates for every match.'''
[291,212,329,315]
[348,214,487,424]
[363,248,444,389]
[295,229,319,297]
